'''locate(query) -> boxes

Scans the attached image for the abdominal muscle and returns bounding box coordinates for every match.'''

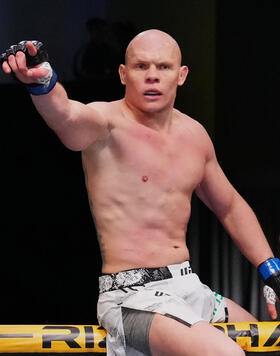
[102,234,191,273]
[86,171,192,273]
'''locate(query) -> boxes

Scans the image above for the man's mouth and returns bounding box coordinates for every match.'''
[143,90,162,96]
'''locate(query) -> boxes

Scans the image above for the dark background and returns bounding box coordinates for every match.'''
[0,0,279,324]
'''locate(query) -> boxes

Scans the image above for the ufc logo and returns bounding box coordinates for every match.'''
[180,266,192,276]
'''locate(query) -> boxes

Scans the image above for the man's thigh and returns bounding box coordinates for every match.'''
[149,313,245,356]
[225,297,258,322]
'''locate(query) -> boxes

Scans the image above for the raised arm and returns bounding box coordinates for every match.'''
[29,82,109,151]
[1,40,109,151]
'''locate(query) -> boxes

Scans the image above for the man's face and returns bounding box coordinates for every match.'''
[119,32,188,114]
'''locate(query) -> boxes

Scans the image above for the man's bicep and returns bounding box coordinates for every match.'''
[195,157,236,218]
[56,100,109,151]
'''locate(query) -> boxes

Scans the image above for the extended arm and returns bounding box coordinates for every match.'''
[30,82,109,151]
[1,41,109,151]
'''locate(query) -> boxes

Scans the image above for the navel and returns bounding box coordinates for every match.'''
[142,175,148,182]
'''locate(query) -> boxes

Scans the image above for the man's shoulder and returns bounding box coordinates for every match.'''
[87,99,122,114]
[86,99,124,129]
[174,109,208,136]
[174,109,214,157]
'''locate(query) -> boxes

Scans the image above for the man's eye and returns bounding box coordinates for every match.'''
[160,64,169,70]
[137,64,146,69]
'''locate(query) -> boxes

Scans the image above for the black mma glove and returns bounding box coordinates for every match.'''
[0,40,57,95]
[0,40,48,67]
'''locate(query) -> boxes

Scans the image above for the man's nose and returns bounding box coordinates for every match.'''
[145,66,159,83]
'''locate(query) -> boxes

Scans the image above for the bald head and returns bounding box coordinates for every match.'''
[125,29,182,65]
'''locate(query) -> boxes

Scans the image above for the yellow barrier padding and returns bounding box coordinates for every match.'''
[0,325,106,353]
[212,322,280,353]
[0,322,279,353]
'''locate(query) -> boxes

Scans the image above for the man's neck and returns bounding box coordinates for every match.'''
[122,98,174,132]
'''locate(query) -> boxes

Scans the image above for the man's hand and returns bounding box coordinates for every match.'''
[264,285,278,319]
[1,41,49,84]
[1,40,57,95]
[259,258,280,320]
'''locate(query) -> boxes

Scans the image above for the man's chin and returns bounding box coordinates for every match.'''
[139,102,168,114]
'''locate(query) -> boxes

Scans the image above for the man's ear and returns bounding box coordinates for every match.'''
[119,64,126,85]
[178,65,189,86]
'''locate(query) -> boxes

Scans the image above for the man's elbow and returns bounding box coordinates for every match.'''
[216,190,245,223]
[55,133,88,152]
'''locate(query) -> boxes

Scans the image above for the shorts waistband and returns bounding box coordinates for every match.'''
[99,260,192,293]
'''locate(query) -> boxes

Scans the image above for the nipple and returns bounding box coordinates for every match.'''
[142,176,148,182]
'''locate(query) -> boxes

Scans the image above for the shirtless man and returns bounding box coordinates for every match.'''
[1,30,280,356]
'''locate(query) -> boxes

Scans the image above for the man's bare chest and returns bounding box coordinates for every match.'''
[104,124,206,192]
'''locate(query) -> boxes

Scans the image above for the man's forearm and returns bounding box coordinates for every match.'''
[31,81,71,132]
[220,192,274,267]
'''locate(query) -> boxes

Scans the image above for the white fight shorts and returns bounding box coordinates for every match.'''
[97,260,228,356]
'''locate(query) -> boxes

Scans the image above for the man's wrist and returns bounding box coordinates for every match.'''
[25,67,57,95]
[258,257,280,281]
[258,257,280,299]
